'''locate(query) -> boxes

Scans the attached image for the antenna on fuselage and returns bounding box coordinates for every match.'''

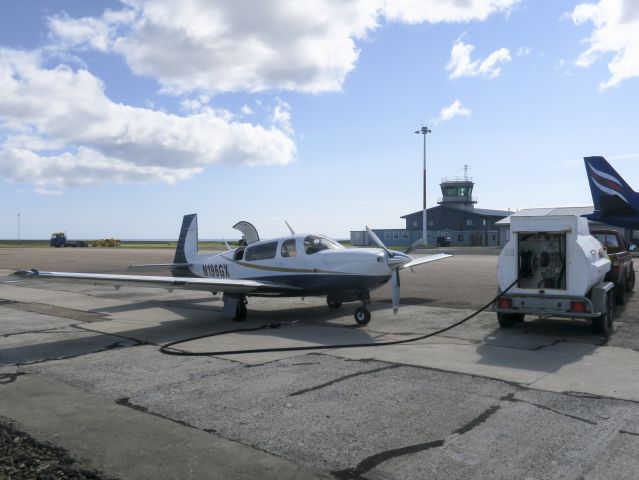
[285,220,295,235]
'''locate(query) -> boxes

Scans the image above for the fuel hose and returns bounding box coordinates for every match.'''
[159,279,518,357]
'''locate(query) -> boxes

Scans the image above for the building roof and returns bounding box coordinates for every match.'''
[495,206,594,225]
[401,204,512,219]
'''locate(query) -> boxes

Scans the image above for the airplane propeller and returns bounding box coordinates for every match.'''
[365,226,394,258]
[391,268,400,314]
[365,226,408,313]
[404,238,423,255]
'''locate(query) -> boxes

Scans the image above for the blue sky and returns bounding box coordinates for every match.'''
[0,0,638,240]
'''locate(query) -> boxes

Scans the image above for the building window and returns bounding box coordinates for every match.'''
[428,220,434,227]
[402,231,409,239]
[393,232,399,239]
[384,232,391,240]
[412,220,418,228]
[492,234,496,242]
[458,234,464,242]
[465,219,473,227]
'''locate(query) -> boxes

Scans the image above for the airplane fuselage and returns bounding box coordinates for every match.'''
[180,234,399,298]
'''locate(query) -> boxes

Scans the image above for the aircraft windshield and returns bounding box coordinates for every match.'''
[304,235,343,254]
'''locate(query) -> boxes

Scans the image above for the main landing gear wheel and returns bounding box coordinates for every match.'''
[234,297,248,322]
[327,296,343,309]
[354,307,371,326]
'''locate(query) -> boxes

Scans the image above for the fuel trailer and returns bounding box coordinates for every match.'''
[495,209,614,337]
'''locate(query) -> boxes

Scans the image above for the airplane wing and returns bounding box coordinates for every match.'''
[4,270,301,295]
[400,253,453,270]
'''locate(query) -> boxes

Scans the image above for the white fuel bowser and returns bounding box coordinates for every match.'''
[495,208,614,336]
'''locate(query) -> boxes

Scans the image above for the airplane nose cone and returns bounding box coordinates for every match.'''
[387,251,411,268]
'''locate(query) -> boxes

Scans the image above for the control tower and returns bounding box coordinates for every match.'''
[437,164,477,211]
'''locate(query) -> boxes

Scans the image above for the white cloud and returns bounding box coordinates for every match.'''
[0,49,296,187]
[383,0,518,23]
[48,0,519,95]
[241,104,254,116]
[516,46,532,56]
[571,0,639,90]
[446,40,511,79]
[271,99,293,135]
[434,100,472,124]
[35,188,63,196]
[48,9,136,52]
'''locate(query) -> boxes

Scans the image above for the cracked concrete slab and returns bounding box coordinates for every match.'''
[0,373,328,480]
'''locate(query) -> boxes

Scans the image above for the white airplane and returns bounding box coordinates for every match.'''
[9,214,452,325]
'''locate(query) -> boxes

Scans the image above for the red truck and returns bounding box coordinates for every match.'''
[590,229,635,304]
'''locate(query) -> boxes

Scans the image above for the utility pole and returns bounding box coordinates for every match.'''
[414,126,431,246]
[17,213,20,243]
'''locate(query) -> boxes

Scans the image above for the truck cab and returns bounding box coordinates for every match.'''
[590,229,635,304]
[50,232,67,248]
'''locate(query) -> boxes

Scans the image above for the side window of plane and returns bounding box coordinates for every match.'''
[281,239,297,258]
[244,241,278,261]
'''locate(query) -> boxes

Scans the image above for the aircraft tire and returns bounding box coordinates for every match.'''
[354,307,371,326]
[234,301,247,322]
[327,296,342,309]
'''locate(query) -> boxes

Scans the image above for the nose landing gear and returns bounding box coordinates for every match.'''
[354,292,371,326]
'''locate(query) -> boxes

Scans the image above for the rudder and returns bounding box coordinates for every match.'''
[174,214,198,264]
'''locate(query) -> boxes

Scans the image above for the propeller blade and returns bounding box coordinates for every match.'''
[391,268,400,314]
[404,238,422,255]
[365,226,394,257]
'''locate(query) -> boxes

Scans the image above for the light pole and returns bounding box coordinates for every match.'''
[414,126,431,246]
[17,213,20,243]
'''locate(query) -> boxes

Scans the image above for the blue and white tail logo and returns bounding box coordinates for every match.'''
[584,156,639,228]
[586,160,629,204]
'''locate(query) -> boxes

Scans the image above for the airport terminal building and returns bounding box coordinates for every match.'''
[352,175,513,247]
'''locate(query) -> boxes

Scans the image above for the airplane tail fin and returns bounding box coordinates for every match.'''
[584,156,638,218]
[173,214,199,264]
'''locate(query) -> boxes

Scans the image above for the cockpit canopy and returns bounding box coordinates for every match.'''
[304,235,344,254]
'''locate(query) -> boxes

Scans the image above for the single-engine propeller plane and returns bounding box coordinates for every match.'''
[8,214,452,325]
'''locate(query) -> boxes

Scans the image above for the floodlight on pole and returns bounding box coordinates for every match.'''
[414,126,431,246]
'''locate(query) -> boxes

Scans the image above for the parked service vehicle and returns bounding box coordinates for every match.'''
[495,209,614,337]
[590,229,635,305]
[49,232,88,248]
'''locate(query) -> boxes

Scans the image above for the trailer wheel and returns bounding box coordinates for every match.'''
[497,313,521,328]
[626,267,635,292]
[592,292,613,339]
